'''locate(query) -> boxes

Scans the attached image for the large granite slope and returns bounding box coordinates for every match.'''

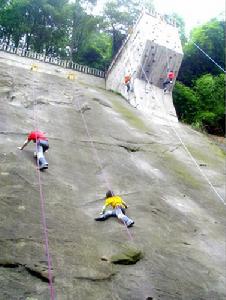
[0,53,225,300]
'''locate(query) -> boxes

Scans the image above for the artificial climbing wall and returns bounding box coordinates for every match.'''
[106,12,183,118]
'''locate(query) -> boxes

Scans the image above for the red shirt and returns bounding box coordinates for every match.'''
[124,75,131,84]
[168,72,175,80]
[27,131,48,142]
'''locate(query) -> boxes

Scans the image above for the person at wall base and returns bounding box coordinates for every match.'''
[17,131,49,170]
[95,190,134,228]
[163,70,175,92]
[124,73,132,92]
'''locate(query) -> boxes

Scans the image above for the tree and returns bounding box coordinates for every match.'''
[178,18,225,86]
[0,0,9,10]
[173,81,198,123]
[103,0,154,56]
[79,31,112,69]
[194,74,225,134]
[0,0,70,51]
[173,74,225,135]
[68,0,98,61]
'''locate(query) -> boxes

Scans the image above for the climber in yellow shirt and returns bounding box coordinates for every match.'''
[95,190,134,228]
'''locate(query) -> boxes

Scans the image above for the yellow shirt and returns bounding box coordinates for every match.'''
[104,196,127,209]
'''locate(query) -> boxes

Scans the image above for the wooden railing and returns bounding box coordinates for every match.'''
[0,42,105,78]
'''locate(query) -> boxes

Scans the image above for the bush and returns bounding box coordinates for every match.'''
[173,74,225,135]
[194,74,225,134]
[173,82,198,123]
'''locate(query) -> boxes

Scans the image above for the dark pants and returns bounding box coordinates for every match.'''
[163,79,172,91]
[95,206,134,227]
[126,83,130,92]
[37,140,49,167]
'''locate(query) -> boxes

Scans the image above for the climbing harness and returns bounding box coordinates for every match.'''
[31,64,55,299]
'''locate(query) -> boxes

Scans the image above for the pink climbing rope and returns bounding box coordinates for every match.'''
[32,71,55,299]
[36,164,55,299]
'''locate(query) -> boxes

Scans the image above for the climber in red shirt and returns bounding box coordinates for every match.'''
[17,131,49,170]
[124,73,132,92]
[163,70,175,92]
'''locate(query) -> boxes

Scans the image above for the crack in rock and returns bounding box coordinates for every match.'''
[118,144,141,152]
[92,97,112,108]
[0,260,51,283]
[74,272,116,282]
[161,144,181,154]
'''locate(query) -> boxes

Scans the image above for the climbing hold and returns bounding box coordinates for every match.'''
[67,72,76,80]
[100,256,109,261]
[30,64,38,71]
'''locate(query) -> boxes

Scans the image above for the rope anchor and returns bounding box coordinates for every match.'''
[67,72,76,80]
[31,64,38,71]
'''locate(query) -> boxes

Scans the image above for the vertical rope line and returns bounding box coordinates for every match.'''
[126,40,225,205]
[73,85,134,240]
[192,41,226,73]
[161,94,226,205]
[75,96,111,191]
[140,61,225,205]
[31,68,55,299]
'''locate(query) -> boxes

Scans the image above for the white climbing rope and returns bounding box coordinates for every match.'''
[139,59,225,205]
[192,41,226,73]
[124,35,225,205]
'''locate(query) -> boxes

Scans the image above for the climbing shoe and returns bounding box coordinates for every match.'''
[95,216,105,221]
[127,221,134,228]
[39,164,48,170]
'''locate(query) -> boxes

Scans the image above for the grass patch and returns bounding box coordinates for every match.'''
[109,89,122,96]
[187,144,226,166]
[162,151,202,189]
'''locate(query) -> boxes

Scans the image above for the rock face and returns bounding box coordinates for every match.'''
[110,246,143,264]
[0,52,226,300]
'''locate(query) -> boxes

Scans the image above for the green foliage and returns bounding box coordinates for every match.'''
[0,0,69,51]
[173,74,225,134]
[178,19,225,86]
[69,2,99,61]
[173,82,198,123]
[174,18,225,135]
[194,74,225,134]
[103,0,154,55]
[78,32,112,70]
